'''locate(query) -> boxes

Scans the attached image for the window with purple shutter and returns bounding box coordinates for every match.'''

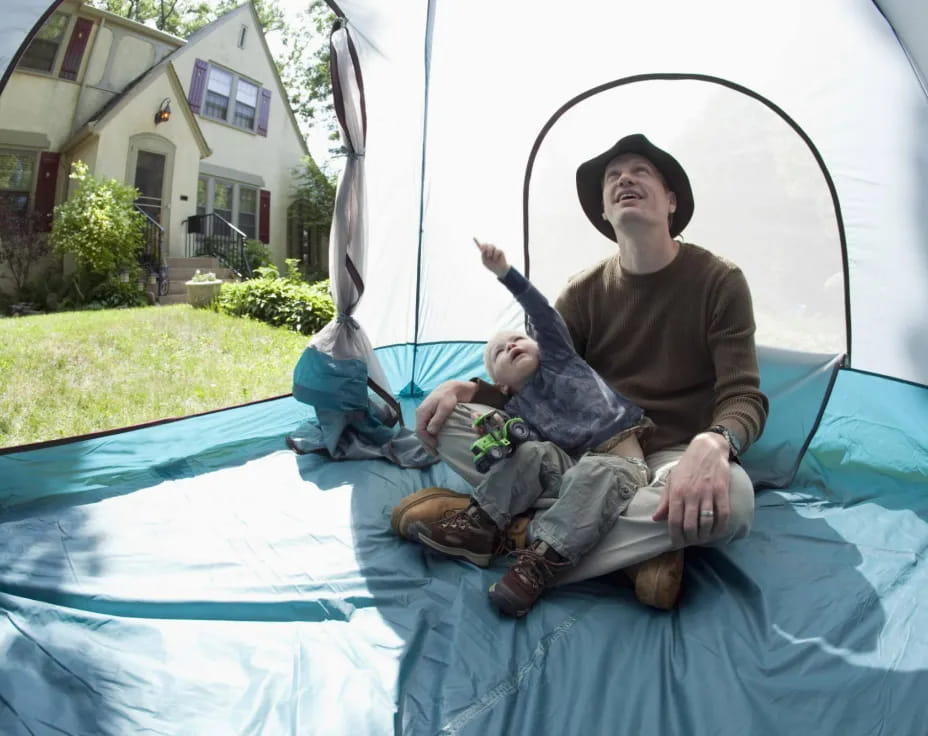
[257,88,272,136]
[59,17,93,81]
[188,59,209,114]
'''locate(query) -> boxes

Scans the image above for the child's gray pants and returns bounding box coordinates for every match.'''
[472,439,649,564]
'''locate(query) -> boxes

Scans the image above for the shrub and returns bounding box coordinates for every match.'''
[84,277,147,309]
[50,161,145,282]
[0,205,52,301]
[245,239,273,270]
[215,273,334,335]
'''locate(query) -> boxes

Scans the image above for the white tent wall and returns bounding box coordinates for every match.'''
[523,80,847,354]
[336,0,928,388]
[2,0,927,385]
[876,0,928,92]
[330,2,429,352]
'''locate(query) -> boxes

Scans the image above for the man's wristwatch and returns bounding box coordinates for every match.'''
[706,425,741,461]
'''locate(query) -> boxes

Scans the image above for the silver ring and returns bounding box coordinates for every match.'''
[700,510,715,518]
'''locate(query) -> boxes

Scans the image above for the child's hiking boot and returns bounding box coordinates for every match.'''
[390,487,471,540]
[414,502,502,567]
[488,540,571,617]
[624,549,685,610]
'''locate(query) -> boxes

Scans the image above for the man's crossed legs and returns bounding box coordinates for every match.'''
[392,404,755,611]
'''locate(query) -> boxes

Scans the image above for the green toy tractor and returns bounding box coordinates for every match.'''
[470,410,537,473]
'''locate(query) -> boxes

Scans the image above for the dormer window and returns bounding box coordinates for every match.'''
[203,66,261,132]
[18,11,70,73]
[189,59,271,136]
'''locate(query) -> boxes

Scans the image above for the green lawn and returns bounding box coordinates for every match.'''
[0,305,312,449]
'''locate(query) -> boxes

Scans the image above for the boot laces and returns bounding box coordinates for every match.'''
[439,507,477,532]
[509,547,570,588]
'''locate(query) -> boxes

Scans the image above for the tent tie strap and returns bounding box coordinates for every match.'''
[336,312,360,329]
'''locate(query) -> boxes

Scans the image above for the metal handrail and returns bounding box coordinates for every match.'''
[134,204,169,296]
[182,212,252,278]
[206,212,245,239]
[134,204,162,228]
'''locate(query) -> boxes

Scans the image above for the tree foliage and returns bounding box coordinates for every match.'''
[275,1,337,143]
[91,0,284,38]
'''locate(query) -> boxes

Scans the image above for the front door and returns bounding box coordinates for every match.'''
[134,150,166,223]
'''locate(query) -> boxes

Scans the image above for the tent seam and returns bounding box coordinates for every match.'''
[438,615,578,735]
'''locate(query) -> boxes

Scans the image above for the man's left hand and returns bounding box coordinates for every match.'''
[652,433,731,546]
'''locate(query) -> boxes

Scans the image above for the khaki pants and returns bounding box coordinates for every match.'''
[437,404,755,584]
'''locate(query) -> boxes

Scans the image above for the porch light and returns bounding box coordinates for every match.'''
[155,98,171,125]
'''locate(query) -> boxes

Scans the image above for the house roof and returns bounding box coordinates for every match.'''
[75,2,185,47]
[67,1,310,158]
[178,2,310,158]
[62,61,211,158]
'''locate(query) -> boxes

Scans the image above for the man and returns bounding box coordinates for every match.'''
[396,133,768,610]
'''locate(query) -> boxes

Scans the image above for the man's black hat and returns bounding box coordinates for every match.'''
[576,133,694,240]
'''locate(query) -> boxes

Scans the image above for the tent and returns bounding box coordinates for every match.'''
[2,1,927,734]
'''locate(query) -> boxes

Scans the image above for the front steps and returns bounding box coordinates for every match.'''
[157,256,237,306]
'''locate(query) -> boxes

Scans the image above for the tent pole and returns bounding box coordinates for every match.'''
[403,0,437,398]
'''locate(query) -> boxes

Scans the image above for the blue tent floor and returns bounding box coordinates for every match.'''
[1,370,927,735]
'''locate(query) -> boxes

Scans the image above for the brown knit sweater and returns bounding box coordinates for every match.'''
[474,242,768,454]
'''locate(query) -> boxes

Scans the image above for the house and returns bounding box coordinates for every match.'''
[0,0,327,297]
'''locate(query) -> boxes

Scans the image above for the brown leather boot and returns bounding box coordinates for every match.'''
[489,540,571,617]
[416,503,503,568]
[390,487,470,541]
[624,549,685,611]
[391,487,535,549]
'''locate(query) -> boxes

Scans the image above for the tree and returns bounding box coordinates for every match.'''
[292,155,336,227]
[91,0,284,37]
[0,207,52,301]
[274,1,338,147]
[174,0,285,37]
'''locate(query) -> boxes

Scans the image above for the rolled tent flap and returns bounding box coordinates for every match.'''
[289,345,436,467]
[290,19,436,469]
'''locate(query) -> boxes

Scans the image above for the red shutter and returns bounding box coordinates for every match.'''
[59,18,93,81]
[188,59,209,113]
[256,88,272,136]
[258,190,271,243]
[33,152,60,232]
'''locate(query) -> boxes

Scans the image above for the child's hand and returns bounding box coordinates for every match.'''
[473,238,510,278]
[471,411,487,436]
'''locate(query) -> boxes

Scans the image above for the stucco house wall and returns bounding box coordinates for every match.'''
[0,0,316,299]
[61,66,208,258]
[161,4,309,264]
